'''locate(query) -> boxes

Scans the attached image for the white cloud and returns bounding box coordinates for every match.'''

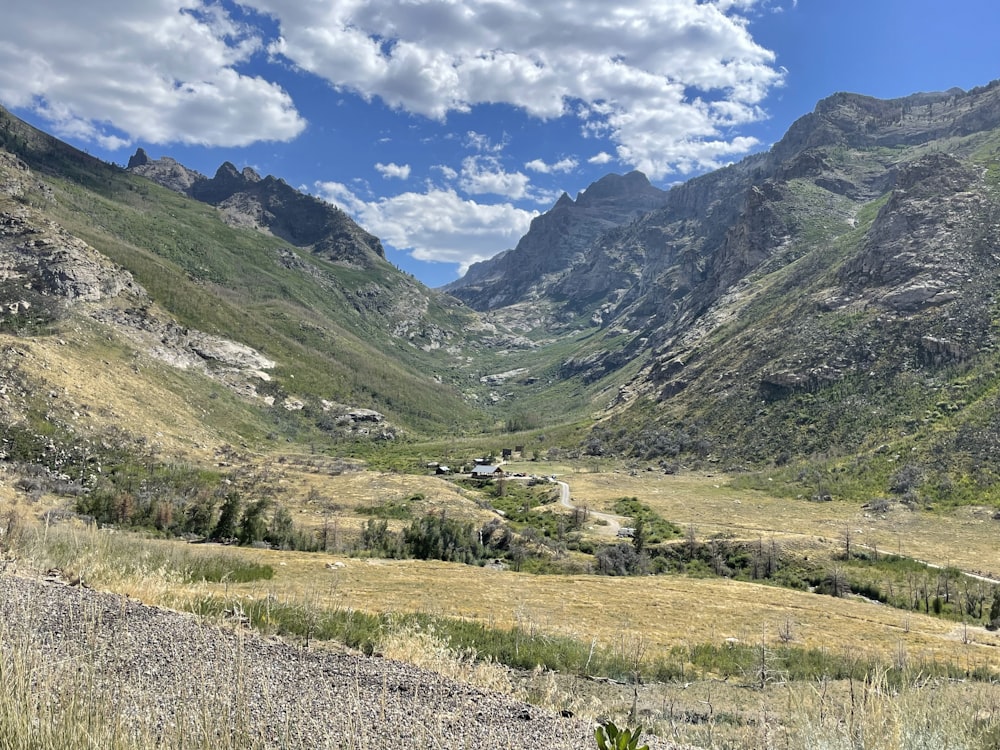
[464,131,508,154]
[0,1,304,149]
[433,164,459,181]
[375,162,411,180]
[316,182,537,274]
[458,156,531,199]
[588,152,614,165]
[525,157,579,174]
[249,0,782,178]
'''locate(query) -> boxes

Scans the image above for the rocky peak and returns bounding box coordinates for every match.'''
[127,152,206,193]
[554,192,574,209]
[215,162,242,180]
[191,162,249,203]
[127,148,150,169]
[576,171,661,206]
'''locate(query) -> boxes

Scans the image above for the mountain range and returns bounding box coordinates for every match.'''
[4,79,1000,504]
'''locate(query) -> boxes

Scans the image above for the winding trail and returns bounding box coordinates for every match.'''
[553,478,626,536]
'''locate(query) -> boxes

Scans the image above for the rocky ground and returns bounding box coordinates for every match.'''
[0,573,683,749]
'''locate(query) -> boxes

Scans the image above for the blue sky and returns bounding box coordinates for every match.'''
[1,1,997,287]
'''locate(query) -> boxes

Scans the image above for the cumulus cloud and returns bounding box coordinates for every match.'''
[316,181,537,273]
[458,156,531,199]
[0,1,304,149]
[375,162,411,180]
[588,152,614,165]
[525,157,579,174]
[249,0,782,178]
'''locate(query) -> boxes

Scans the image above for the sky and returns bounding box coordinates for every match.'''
[0,1,998,287]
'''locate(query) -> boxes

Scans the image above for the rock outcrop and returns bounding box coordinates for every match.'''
[128,151,205,193]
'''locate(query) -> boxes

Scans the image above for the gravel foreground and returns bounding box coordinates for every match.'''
[0,573,682,749]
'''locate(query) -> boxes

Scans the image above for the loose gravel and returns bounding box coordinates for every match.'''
[0,573,681,749]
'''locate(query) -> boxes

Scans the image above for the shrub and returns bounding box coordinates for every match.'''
[595,721,649,750]
[595,543,647,576]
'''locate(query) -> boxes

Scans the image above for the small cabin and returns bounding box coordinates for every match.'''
[470,465,505,480]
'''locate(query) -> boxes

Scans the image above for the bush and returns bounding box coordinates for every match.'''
[595,543,647,576]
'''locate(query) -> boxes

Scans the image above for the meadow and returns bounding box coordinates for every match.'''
[3,458,999,748]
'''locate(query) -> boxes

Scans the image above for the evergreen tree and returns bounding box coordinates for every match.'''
[211,493,242,540]
[238,499,271,545]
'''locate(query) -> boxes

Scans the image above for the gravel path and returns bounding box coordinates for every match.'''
[0,573,681,749]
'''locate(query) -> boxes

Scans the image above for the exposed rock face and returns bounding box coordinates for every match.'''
[129,154,385,267]
[90,305,276,396]
[839,153,984,310]
[1,211,141,302]
[443,171,666,310]
[128,154,205,193]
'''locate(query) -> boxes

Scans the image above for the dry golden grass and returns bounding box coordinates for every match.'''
[5,490,1000,750]
[168,549,1000,677]
[533,668,1000,750]
[528,465,1000,576]
[2,328,223,459]
[276,465,494,521]
[5,431,1000,681]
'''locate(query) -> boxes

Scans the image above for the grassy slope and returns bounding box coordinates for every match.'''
[0,108,491,440]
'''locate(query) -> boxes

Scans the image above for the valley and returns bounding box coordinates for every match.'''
[3,79,1000,748]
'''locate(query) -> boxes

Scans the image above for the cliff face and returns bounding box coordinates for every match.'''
[442,171,666,310]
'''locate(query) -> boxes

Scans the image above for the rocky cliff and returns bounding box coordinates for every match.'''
[443,171,666,310]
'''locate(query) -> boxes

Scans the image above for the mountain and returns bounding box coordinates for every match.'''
[6,78,1000,507]
[0,105,532,465]
[128,150,385,267]
[441,80,1000,501]
[443,171,667,310]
